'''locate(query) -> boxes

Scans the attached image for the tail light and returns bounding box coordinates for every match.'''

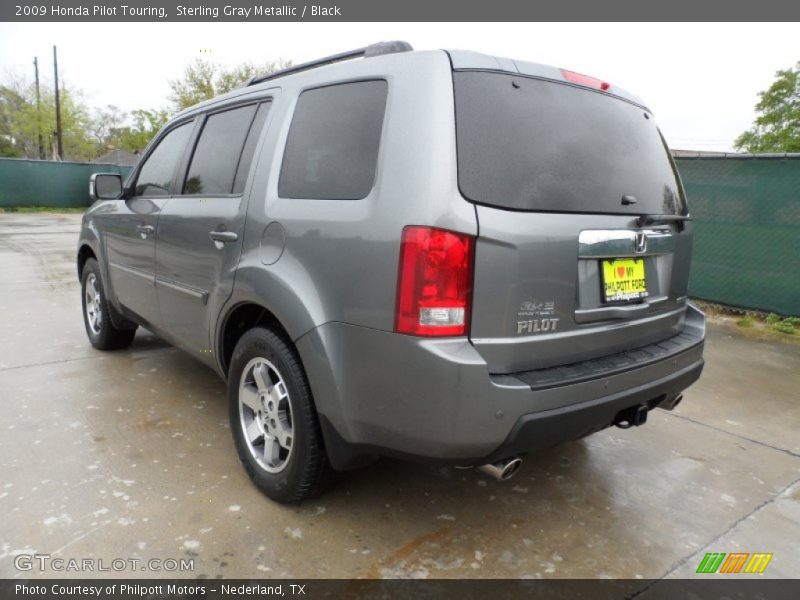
[395,226,475,337]
[561,69,611,91]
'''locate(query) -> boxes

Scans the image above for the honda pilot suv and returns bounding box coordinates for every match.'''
[78,42,705,503]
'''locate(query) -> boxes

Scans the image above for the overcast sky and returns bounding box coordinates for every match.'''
[0,22,797,151]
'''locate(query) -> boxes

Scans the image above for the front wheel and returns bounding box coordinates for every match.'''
[81,258,137,350]
[228,327,333,503]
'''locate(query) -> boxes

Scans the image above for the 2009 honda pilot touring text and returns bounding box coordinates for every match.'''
[78,42,705,503]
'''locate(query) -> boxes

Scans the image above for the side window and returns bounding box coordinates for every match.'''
[134,122,193,197]
[278,80,388,200]
[183,102,269,195]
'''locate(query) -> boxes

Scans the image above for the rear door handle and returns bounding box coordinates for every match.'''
[136,224,155,239]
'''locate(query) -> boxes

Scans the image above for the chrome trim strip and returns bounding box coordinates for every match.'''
[574,296,669,323]
[472,305,685,345]
[578,229,674,258]
[155,276,209,305]
[109,261,154,283]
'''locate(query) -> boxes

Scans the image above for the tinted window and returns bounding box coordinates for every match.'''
[453,71,685,215]
[135,122,193,197]
[279,80,388,200]
[233,102,271,194]
[184,104,259,195]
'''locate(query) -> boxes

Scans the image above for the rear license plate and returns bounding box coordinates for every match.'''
[601,258,648,303]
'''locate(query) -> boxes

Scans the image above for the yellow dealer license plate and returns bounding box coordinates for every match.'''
[601,258,648,303]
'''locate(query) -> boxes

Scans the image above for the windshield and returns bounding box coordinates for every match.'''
[453,71,686,215]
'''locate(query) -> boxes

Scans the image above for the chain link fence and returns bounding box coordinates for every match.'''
[675,155,800,316]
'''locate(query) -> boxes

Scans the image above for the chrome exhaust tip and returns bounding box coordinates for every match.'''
[477,457,523,481]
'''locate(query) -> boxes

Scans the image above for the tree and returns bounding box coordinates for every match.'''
[0,56,294,161]
[735,62,800,153]
[0,85,28,157]
[48,88,96,160]
[90,104,126,149]
[88,105,170,156]
[0,72,96,160]
[168,58,292,111]
[116,108,170,153]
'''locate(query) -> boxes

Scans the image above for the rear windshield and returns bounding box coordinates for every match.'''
[453,71,685,215]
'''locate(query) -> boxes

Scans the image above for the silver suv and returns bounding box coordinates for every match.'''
[78,42,705,503]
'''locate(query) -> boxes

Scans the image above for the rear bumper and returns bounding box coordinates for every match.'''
[296,304,705,469]
[482,357,703,464]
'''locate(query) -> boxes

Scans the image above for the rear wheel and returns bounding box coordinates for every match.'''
[228,327,333,503]
[81,258,137,350]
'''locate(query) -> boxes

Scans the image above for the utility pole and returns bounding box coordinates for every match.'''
[53,45,64,160]
[33,57,43,159]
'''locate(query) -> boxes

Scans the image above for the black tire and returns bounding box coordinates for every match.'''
[228,326,334,503]
[81,258,137,350]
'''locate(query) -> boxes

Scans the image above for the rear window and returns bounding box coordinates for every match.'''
[453,71,685,215]
[278,80,388,200]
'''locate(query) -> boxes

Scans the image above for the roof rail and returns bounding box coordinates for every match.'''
[247,41,413,86]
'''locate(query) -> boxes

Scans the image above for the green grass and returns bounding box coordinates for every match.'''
[0,206,86,213]
[730,310,799,337]
[770,320,798,335]
[766,313,798,335]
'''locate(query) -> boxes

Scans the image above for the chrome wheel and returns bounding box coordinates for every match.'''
[84,273,102,335]
[238,357,294,473]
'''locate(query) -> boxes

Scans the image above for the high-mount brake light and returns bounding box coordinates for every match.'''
[561,69,611,91]
[394,226,475,337]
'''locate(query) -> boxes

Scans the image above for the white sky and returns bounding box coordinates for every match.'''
[0,22,797,151]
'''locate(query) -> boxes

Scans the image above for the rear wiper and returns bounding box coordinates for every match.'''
[637,214,691,230]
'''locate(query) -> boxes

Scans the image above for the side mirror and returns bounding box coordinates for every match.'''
[90,173,123,201]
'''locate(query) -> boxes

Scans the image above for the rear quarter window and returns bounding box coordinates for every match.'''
[278,80,388,200]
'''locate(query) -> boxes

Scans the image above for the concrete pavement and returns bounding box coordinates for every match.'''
[0,214,798,580]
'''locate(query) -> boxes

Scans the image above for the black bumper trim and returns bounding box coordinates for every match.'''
[483,357,705,464]
[509,328,704,391]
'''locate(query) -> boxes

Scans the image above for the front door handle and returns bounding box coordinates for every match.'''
[209,230,238,249]
[209,230,238,243]
[136,224,155,239]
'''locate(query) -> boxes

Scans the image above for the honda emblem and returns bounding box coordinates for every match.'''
[635,232,647,254]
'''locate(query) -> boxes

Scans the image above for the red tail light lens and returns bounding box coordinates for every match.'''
[561,69,611,91]
[395,226,475,337]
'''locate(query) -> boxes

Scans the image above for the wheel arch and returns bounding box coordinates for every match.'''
[77,243,97,280]
[78,238,136,331]
[217,302,293,377]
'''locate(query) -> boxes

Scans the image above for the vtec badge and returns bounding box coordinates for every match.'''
[517,299,559,334]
